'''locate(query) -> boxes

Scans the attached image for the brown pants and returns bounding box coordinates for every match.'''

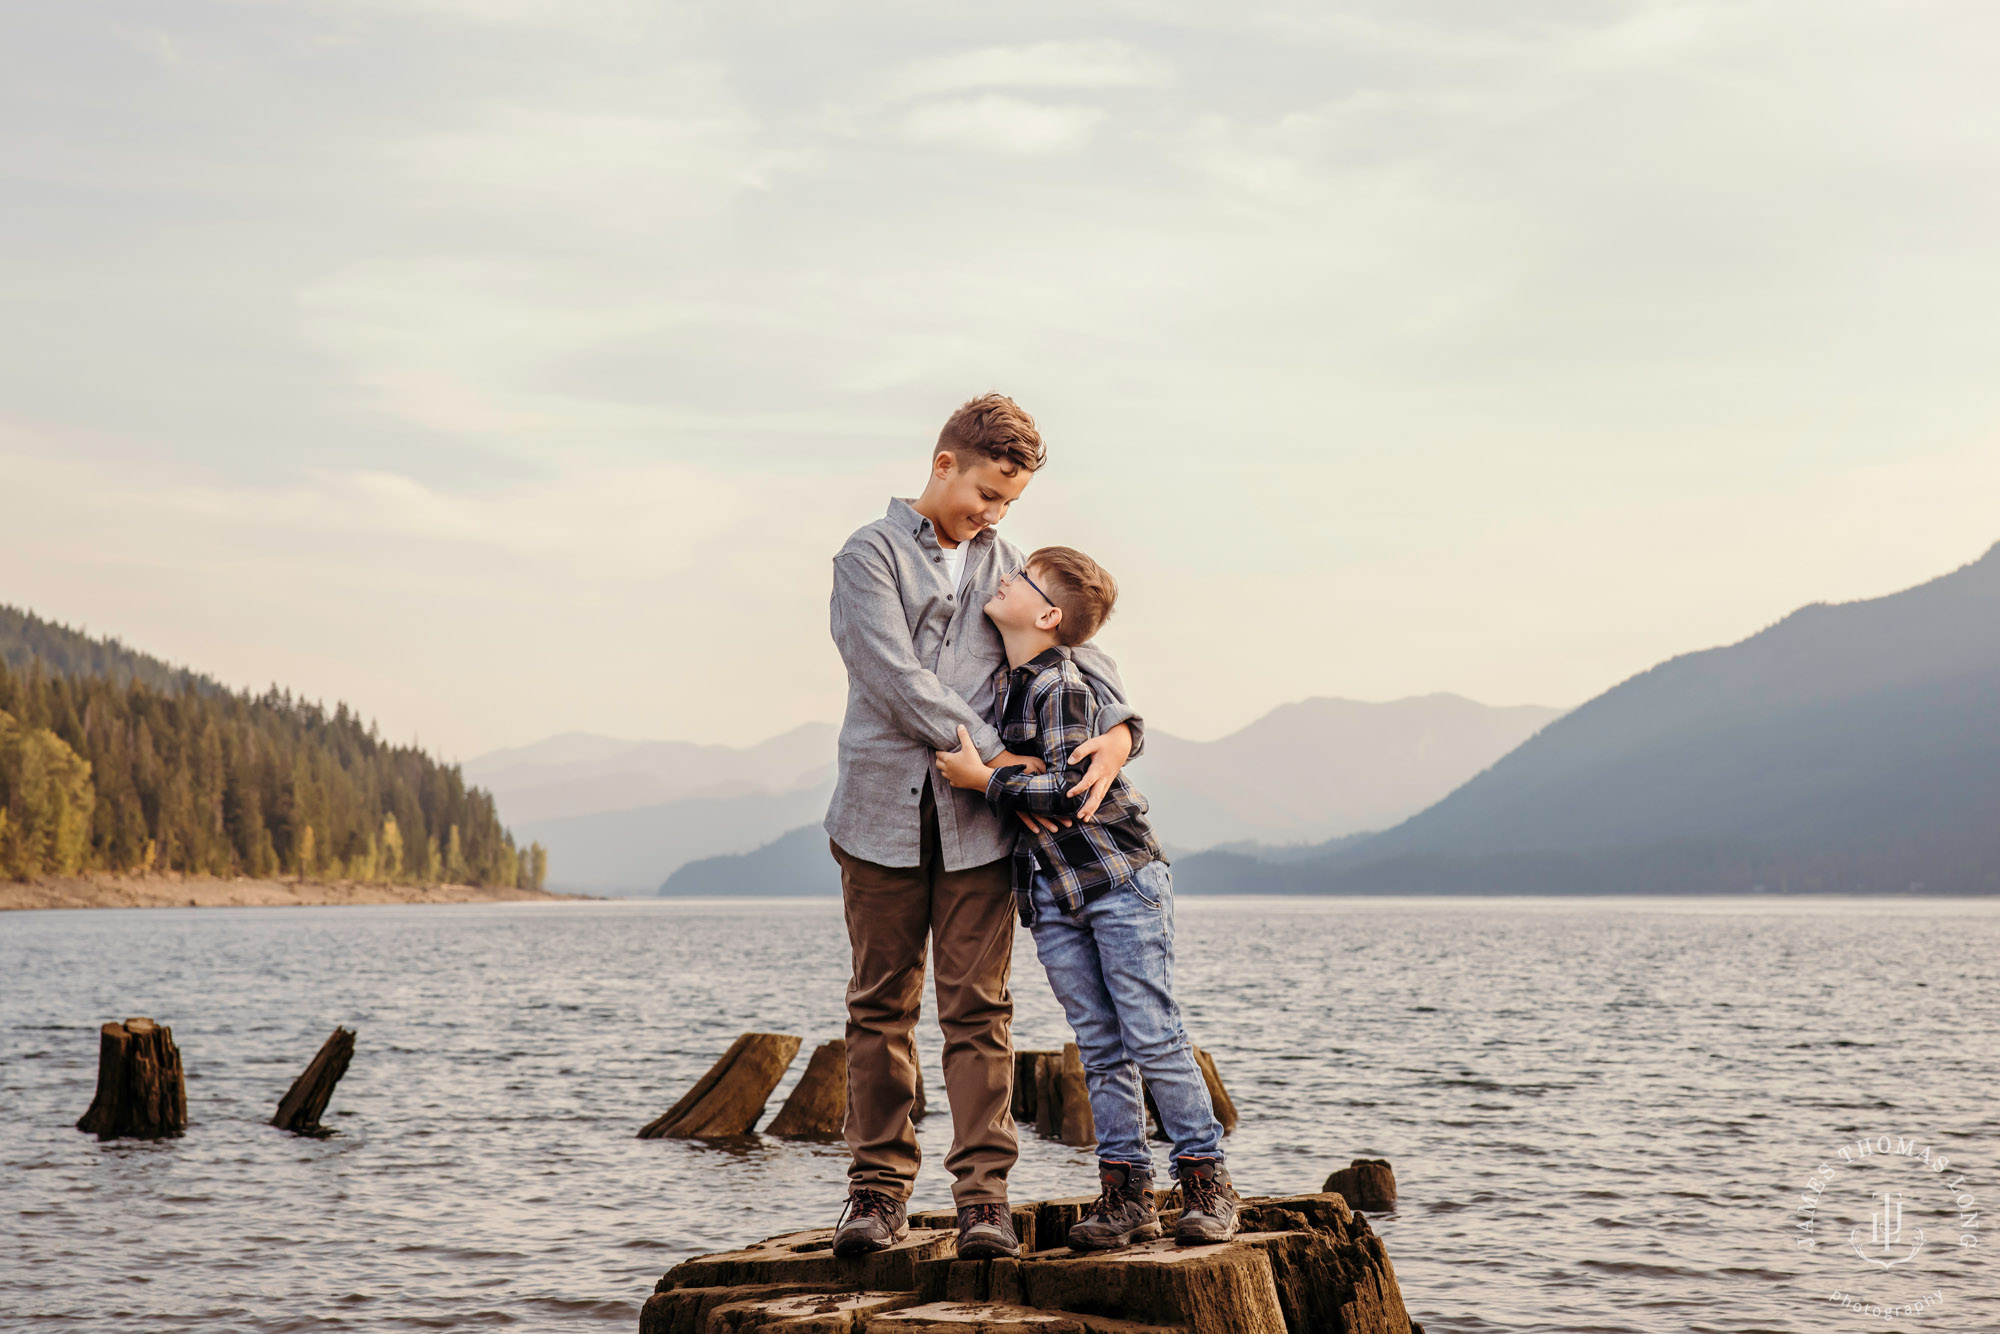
[830,784,1018,1206]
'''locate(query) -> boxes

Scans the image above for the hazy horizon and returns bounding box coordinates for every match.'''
[6,1,1999,757]
[462,688,1567,762]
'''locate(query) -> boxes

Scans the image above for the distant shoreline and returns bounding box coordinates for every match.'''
[0,873,585,912]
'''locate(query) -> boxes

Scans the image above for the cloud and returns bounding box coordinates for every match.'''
[900,96,1107,156]
[887,39,1170,102]
[9,0,2000,756]
[0,428,753,582]
[300,255,618,442]
[387,94,781,225]
[858,38,1160,158]
[233,0,651,28]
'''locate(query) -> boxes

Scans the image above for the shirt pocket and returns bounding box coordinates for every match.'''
[957,613,1005,668]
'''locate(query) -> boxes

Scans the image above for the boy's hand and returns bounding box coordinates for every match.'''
[993,749,1047,776]
[934,726,991,791]
[993,748,1054,831]
[1066,722,1134,821]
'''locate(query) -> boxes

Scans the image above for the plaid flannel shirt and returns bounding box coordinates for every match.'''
[983,646,1163,925]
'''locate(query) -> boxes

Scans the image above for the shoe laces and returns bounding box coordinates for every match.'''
[1181,1164,1223,1215]
[839,1188,897,1228]
[961,1202,1010,1231]
[1087,1168,1128,1220]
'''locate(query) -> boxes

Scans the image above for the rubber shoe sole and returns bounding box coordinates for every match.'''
[1068,1219,1163,1252]
[1174,1218,1238,1246]
[956,1230,1022,1260]
[833,1221,908,1258]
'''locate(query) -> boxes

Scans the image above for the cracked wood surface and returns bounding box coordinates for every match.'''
[641,1190,1419,1334]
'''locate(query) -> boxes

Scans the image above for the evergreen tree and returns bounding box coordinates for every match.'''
[0,709,96,877]
[0,611,548,889]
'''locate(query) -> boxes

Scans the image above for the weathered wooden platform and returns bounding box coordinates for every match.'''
[641,1189,1420,1334]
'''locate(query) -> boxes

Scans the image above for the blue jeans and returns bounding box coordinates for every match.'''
[1028,860,1224,1171]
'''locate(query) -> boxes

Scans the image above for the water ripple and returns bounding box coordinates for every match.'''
[3,896,1998,1332]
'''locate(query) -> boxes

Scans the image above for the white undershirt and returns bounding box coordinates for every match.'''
[938,541,968,592]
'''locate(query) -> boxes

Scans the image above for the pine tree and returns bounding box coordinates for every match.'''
[0,628,548,889]
[381,815,405,882]
[0,709,95,877]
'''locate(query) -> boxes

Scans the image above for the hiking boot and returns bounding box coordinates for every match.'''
[1068,1162,1162,1252]
[955,1201,1021,1259]
[1174,1158,1240,1245]
[833,1187,908,1257]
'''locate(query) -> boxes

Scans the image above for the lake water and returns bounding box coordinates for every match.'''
[3,897,1997,1333]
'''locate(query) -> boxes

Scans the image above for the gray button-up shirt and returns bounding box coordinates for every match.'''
[825,497,1143,871]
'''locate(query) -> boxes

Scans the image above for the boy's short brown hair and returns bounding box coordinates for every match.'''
[1027,546,1118,646]
[938,393,1045,473]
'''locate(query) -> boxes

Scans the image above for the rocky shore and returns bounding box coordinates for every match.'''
[0,872,580,912]
[642,1186,1418,1333]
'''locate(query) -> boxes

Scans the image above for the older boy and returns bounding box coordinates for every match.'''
[826,395,1142,1261]
[934,546,1240,1249]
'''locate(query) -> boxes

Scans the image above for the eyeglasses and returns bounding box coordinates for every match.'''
[1006,566,1057,610]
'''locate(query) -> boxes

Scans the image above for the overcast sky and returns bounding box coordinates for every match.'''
[4,0,1998,758]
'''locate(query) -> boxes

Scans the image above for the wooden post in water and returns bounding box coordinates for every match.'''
[272,1026,356,1136]
[1012,1049,1043,1123]
[764,1039,846,1138]
[1192,1048,1239,1133]
[639,1033,801,1139]
[1026,1043,1239,1148]
[1013,1048,1095,1147]
[1323,1158,1398,1212]
[76,1017,186,1141]
[1055,1043,1094,1147]
[1031,1049,1065,1140]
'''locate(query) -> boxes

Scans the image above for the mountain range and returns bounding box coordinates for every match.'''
[1177,540,2000,894]
[15,537,1993,896]
[471,695,1563,893]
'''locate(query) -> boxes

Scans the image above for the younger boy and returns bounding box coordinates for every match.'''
[934,547,1240,1249]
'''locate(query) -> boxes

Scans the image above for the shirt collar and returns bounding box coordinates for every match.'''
[1012,645,1070,676]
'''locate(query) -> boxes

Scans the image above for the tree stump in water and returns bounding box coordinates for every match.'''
[640,1185,1421,1334]
[639,1033,801,1138]
[1012,1048,1094,1147]
[272,1026,356,1136]
[765,1039,846,1138]
[1053,1043,1093,1147]
[76,1017,186,1141]
[1323,1158,1398,1212]
[764,1039,926,1137]
[1011,1049,1047,1123]
[1193,1048,1238,1134]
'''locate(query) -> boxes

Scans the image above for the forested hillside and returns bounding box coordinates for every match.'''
[0,605,546,888]
[0,605,215,694]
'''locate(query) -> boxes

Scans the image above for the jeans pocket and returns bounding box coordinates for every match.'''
[1127,861,1169,910]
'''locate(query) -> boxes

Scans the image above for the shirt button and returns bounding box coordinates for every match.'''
[933,555,941,562]
[909,786,919,795]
